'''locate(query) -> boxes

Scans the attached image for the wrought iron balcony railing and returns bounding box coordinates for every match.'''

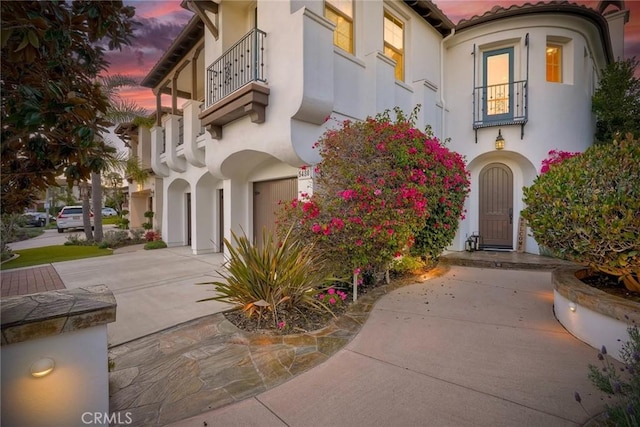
[473,80,527,129]
[206,28,266,107]
[177,117,184,146]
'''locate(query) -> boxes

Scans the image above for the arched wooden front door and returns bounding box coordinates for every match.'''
[479,163,513,249]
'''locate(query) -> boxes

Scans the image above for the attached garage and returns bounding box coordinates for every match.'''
[253,177,298,243]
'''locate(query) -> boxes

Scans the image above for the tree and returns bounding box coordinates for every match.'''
[86,74,154,242]
[1,1,137,214]
[592,58,640,144]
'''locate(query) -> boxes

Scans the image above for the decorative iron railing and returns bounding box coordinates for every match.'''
[198,103,205,136]
[206,28,267,107]
[473,80,527,129]
[177,118,184,146]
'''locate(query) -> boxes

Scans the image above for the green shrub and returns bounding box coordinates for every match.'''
[576,327,640,426]
[197,227,338,327]
[102,230,130,248]
[142,222,153,230]
[522,135,640,291]
[144,240,167,250]
[116,217,130,230]
[390,255,429,276]
[64,233,92,246]
[130,228,144,242]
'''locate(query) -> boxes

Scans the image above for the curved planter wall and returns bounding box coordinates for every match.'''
[553,267,640,362]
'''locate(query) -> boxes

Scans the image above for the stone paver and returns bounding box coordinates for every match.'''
[0,265,66,297]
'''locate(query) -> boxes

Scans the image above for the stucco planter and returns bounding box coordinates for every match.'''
[553,267,640,362]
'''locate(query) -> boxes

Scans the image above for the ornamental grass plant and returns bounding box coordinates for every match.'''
[198,227,339,328]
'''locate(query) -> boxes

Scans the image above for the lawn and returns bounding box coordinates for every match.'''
[1,245,113,270]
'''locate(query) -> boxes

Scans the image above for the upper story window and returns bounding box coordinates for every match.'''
[384,11,404,81]
[483,47,513,119]
[546,44,562,82]
[325,0,353,54]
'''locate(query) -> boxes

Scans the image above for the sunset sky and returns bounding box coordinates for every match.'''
[106,0,640,112]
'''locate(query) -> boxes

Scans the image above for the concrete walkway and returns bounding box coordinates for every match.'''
[110,265,607,426]
[53,246,230,346]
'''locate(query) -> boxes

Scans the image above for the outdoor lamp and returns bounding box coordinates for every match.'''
[30,358,55,378]
[495,129,505,150]
[569,302,577,312]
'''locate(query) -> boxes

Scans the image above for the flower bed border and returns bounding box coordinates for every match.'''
[552,267,639,361]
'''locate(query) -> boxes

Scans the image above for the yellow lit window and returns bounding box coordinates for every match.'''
[325,0,353,54]
[384,12,404,81]
[546,44,562,82]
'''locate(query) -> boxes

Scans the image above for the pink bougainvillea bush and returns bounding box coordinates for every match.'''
[540,149,581,174]
[278,107,469,278]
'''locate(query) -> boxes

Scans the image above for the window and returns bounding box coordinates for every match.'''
[483,47,514,120]
[325,0,353,54]
[546,44,562,82]
[384,11,404,81]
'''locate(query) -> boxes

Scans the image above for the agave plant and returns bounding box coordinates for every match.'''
[198,226,339,327]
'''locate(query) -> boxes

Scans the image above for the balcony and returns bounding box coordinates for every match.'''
[199,28,269,139]
[473,80,528,136]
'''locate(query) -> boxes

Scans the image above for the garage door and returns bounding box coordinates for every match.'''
[253,177,298,244]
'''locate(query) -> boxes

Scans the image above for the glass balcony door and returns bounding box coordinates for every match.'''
[483,47,514,121]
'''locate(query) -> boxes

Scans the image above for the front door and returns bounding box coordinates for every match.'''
[479,163,513,249]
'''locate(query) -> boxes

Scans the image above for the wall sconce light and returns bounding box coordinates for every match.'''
[495,129,505,150]
[569,302,577,312]
[30,358,55,378]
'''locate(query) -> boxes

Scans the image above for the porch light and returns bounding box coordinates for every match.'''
[569,302,577,312]
[30,358,55,378]
[495,129,505,150]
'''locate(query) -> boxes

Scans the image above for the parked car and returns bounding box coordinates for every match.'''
[21,212,52,227]
[57,206,94,233]
[101,207,118,217]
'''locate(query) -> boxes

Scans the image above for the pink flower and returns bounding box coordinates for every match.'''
[328,288,335,295]
[354,267,361,275]
[355,239,363,246]
[312,223,322,233]
[374,189,382,196]
[278,321,286,329]
[329,297,336,305]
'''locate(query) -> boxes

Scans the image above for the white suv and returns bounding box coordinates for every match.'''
[57,206,94,233]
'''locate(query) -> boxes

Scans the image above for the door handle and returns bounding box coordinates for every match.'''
[509,208,513,224]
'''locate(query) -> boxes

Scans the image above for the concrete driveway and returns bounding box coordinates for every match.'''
[8,227,230,346]
[52,246,230,346]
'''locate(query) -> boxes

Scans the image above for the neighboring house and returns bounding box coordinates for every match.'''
[116,122,163,230]
[137,0,627,256]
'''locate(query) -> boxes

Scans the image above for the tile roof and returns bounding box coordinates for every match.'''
[455,1,614,62]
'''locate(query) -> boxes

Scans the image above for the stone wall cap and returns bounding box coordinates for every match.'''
[553,267,640,325]
[1,285,116,345]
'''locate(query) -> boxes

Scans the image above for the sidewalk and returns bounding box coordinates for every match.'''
[110,265,606,426]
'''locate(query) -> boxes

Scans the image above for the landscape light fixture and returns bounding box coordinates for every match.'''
[30,358,55,378]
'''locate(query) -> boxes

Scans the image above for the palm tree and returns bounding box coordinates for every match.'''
[84,74,153,242]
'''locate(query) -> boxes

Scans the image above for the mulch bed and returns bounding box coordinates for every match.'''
[580,272,640,304]
[223,269,424,335]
